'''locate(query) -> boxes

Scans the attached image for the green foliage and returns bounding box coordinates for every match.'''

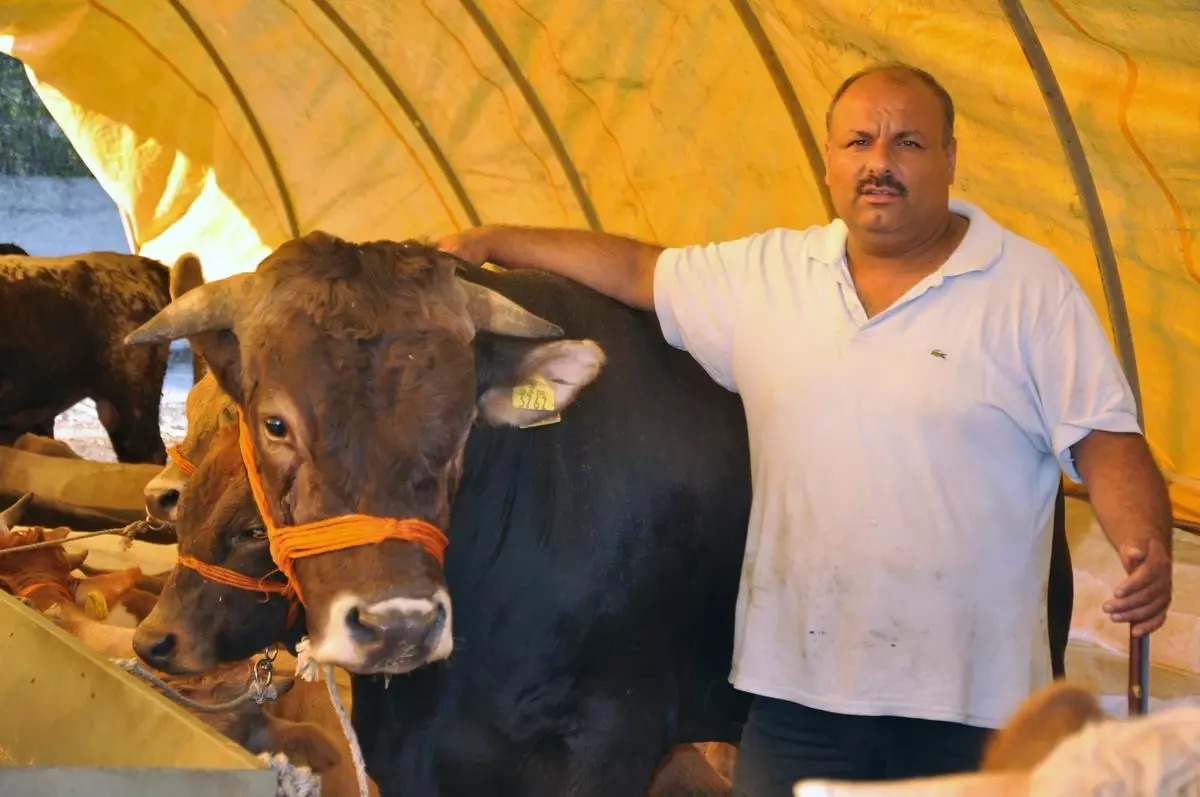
[0,53,91,177]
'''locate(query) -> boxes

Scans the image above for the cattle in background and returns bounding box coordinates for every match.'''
[143,371,236,522]
[0,501,359,793]
[11,431,83,459]
[129,231,754,796]
[169,252,207,385]
[141,253,216,523]
[0,245,195,464]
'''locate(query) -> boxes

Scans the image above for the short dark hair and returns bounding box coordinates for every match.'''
[825,62,955,147]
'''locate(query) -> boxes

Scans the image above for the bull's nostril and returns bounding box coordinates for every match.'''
[158,489,179,510]
[430,599,448,639]
[148,632,176,661]
[346,605,383,645]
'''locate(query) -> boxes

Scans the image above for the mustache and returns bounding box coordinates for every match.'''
[857,173,908,196]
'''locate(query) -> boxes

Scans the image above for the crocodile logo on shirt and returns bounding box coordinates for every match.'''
[930,349,948,360]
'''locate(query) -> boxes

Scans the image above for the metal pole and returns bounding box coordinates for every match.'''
[998,0,1149,716]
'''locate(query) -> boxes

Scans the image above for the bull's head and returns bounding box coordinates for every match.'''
[127,231,605,674]
[143,372,238,522]
[135,421,297,673]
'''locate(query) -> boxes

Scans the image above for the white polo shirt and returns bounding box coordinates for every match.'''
[653,198,1140,729]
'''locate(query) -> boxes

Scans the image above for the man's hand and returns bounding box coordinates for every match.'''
[435,227,492,266]
[1071,430,1174,639]
[431,225,662,310]
[1102,536,1172,637]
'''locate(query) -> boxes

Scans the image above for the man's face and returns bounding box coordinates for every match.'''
[824,71,957,239]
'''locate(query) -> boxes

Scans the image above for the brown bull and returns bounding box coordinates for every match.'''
[127,232,601,674]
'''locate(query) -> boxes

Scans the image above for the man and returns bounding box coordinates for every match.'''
[436,63,1173,794]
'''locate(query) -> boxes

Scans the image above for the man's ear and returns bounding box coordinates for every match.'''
[188,331,244,404]
[475,335,606,427]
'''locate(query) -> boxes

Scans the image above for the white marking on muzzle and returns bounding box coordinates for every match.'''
[310,593,369,670]
[366,588,454,664]
[308,589,455,672]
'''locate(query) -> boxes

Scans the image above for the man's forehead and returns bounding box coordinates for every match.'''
[832,73,944,128]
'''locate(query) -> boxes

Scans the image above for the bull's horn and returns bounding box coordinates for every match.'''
[126,273,253,345]
[459,281,563,339]
[0,492,32,530]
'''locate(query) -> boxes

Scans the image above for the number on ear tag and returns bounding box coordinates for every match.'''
[512,375,557,412]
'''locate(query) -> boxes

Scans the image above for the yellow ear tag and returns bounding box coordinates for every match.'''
[512,375,557,413]
[83,590,110,621]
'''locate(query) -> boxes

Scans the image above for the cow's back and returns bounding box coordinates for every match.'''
[0,253,171,442]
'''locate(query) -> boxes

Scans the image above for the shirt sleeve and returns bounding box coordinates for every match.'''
[1028,282,1142,483]
[653,235,760,392]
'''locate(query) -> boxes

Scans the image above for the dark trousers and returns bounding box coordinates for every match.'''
[1049,482,1072,679]
[731,697,991,797]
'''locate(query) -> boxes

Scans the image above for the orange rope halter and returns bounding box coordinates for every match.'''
[166,443,300,624]
[237,412,450,607]
[177,554,301,627]
[167,444,197,475]
[17,580,74,604]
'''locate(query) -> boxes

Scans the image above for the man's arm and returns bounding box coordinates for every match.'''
[1071,430,1173,637]
[436,225,662,311]
[1026,273,1173,639]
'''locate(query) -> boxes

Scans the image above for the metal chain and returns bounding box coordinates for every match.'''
[111,647,285,713]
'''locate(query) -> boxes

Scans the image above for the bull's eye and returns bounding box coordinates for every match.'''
[263,417,287,439]
[248,526,267,541]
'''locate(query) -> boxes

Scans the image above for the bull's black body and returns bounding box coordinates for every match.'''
[351,264,754,795]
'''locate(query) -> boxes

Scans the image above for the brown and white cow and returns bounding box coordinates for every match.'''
[143,370,237,522]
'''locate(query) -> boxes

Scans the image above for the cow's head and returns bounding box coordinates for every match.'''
[144,371,238,521]
[128,232,605,674]
[134,421,297,673]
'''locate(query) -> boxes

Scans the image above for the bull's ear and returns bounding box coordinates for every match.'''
[188,331,244,404]
[474,335,606,427]
[170,253,205,300]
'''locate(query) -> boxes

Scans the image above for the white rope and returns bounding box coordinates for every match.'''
[258,751,323,797]
[295,637,371,797]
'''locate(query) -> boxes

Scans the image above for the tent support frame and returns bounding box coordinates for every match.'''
[999,0,1149,718]
[167,0,300,239]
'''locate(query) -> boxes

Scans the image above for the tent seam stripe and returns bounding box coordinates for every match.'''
[998,0,1149,721]
[457,0,602,232]
[998,0,1143,423]
[307,0,480,229]
[167,0,300,239]
[728,0,835,222]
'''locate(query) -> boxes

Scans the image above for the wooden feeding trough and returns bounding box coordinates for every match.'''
[0,591,280,796]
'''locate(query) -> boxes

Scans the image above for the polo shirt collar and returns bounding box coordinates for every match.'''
[810,197,1004,278]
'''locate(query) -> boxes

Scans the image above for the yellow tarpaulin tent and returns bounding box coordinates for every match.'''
[2,0,1196,525]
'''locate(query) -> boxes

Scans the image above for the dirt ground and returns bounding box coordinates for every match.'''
[52,345,192,461]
